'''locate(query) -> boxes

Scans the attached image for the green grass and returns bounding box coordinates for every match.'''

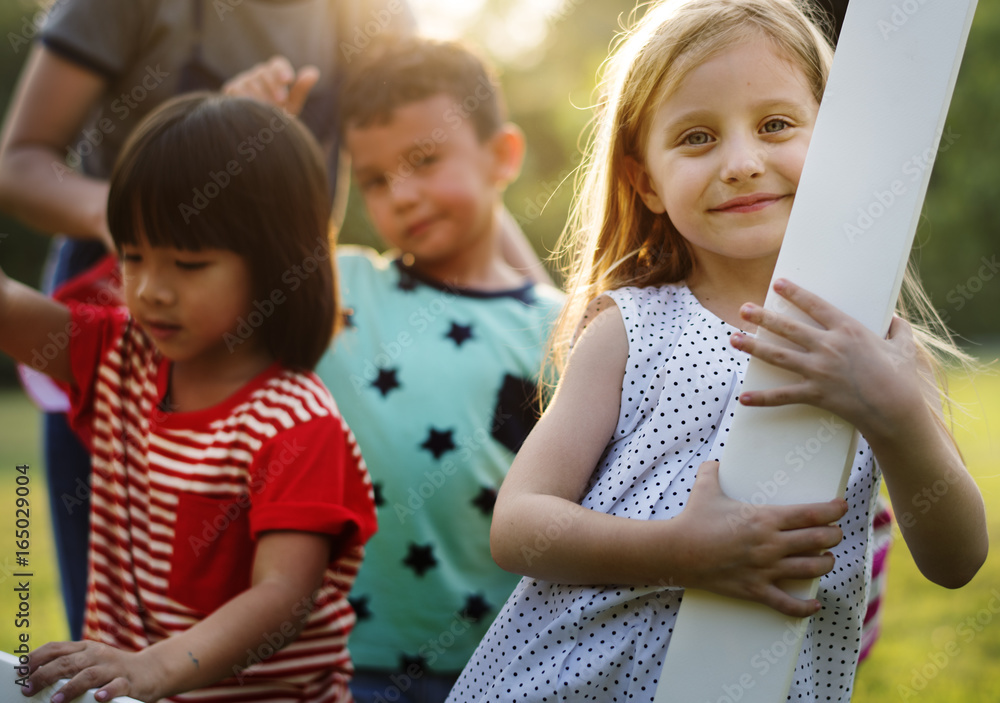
[0,390,69,655]
[853,367,1000,702]
[0,365,997,698]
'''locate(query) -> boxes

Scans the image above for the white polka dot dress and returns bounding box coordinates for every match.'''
[446,284,881,703]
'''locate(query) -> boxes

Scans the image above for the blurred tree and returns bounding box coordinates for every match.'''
[3,0,998,391]
[440,0,999,343]
[0,1,61,385]
[915,1,1000,342]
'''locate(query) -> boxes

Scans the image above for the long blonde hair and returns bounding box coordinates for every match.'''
[548,0,970,392]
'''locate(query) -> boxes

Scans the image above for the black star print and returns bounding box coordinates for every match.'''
[492,374,541,454]
[349,595,372,621]
[471,486,497,515]
[445,321,474,347]
[397,269,418,292]
[420,427,455,459]
[402,543,437,576]
[460,593,492,623]
[399,653,428,677]
[342,308,356,330]
[372,368,400,397]
[372,482,385,507]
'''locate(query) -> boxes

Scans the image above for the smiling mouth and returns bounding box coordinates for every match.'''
[712,194,787,213]
[406,216,439,238]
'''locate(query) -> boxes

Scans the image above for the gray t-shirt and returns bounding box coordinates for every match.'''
[39,0,413,280]
[42,0,413,179]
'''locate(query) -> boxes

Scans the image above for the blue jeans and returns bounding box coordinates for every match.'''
[350,668,458,703]
[44,411,91,640]
[41,237,105,640]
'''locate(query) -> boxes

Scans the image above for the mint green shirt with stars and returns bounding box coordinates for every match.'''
[315,247,564,674]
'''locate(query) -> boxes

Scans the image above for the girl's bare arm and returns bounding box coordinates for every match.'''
[734,278,988,588]
[491,304,849,617]
[0,266,73,384]
[22,530,332,702]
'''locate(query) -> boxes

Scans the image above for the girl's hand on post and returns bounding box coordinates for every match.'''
[674,461,848,617]
[732,280,988,587]
[730,278,927,445]
[222,55,320,116]
[20,640,165,703]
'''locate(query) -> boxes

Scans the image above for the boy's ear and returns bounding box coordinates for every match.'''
[624,156,666,214]
[487,123,526,190]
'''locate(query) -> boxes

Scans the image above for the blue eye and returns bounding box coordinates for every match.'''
[684,132,712,146]
[762,119,789,133]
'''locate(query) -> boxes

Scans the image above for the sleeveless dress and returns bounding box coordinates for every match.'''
[446,284,881,703]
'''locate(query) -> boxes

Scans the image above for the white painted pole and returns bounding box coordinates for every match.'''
[2,652,140,703]
[655,1,979,701]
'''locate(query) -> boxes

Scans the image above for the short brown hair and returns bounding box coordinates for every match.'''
[107,93,338,371]
[339,37,506,140]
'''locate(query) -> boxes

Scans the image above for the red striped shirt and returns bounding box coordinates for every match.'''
[64,304,377,703]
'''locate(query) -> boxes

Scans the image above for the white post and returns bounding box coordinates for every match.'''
[1,652,141,703]
[655,1,979,701]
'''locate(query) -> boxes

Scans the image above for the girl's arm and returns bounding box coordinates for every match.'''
[734,279,988,588]
[491,304,849,617]
[0,267,73,384]
[22,530,332,703]
[0,45,111,246]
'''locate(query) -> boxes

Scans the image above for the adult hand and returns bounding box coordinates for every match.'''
[222,55,320,116]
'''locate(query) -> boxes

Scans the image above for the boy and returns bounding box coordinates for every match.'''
[314,38,563,702]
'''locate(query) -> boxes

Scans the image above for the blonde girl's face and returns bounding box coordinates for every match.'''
[631,36,820,273]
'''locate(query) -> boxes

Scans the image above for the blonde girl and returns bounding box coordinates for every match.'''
[446,1,987,701]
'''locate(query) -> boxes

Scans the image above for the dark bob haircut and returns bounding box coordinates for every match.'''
[107,93,338,371]
[339,37,506,141]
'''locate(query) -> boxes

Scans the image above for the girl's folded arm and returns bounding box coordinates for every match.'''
[24,530,333,703]
[0,266,73,384]
[734,281,988,588]
[492,304,849,618]
[865,352,988,588]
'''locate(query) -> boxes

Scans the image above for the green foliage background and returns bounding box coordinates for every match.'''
[415,0,1000,344]
[2,367,998,698]
[1,0,998,361]
[0,0,997,698]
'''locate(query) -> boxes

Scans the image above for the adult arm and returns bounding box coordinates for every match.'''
[0,45,112,247]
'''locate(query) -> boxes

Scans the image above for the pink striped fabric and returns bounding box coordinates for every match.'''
[859,496,893,663]
[64,304,376,703]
